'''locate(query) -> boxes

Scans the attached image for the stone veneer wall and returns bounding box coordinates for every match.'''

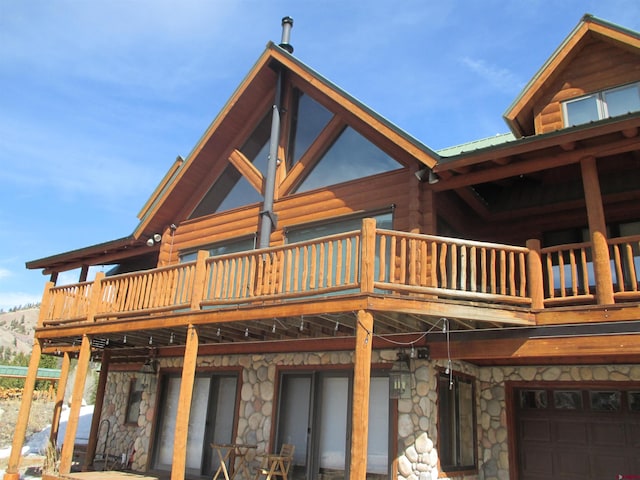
[99,371,157,471]
[100,354,640,480]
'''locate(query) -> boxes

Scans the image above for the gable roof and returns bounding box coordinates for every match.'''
[504,14,640,138]
[28,42,440,274]
[133,42,439,239]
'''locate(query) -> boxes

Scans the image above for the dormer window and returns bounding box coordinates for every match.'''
[562,82,640,127]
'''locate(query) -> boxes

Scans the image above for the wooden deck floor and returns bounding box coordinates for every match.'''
[49,472,160,480]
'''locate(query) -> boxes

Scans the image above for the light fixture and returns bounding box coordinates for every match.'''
[140,357,157,375]
[389,351,412,399]
[415,167,439,184]
[146,233,162,247]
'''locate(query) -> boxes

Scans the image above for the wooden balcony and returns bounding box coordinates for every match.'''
[35,220,640,350]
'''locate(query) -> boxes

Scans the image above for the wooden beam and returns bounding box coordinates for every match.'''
[428,333,640,363]
[50,352,71,447]
[84,350,110,471]
[171,325,199,480]
[432,129,640,190]
[59,335,92,474]
[228,149,264,195]
[4,340,43,480]
[349,310,373,479]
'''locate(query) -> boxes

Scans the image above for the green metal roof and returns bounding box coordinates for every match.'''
[436,132,516,157]
[0,365,61,380]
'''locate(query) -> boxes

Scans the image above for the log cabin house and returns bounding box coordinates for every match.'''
[5,13,640,480]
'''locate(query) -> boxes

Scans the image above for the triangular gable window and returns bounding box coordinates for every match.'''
[287,90,333,168]
[293,126,401,193]
[189,113,272,219]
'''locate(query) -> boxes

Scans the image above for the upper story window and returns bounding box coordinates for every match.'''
[563,82,640,127]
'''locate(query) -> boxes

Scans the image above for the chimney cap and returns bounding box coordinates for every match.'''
[279,16,294,53]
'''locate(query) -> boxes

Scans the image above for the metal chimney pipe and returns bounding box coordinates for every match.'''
[279,16,294,53]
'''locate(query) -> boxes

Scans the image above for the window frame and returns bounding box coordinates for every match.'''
[437,370,477,474]
[562,82,640,127]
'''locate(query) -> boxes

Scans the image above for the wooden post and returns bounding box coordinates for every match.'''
[88,271,105,322]
[361,218,377,293]
[190,250,209,310]
[83,350,110,470]
[171,325,199,480]
[526,239,545,310]
[3,340,43,480]
[59,335,92,474]
[350,309,373,479]
[580,157,614,304]
[50,351,71,446]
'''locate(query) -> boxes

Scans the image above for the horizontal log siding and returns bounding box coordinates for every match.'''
[535,39,640,134]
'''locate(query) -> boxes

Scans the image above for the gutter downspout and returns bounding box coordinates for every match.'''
[259,16,293,249]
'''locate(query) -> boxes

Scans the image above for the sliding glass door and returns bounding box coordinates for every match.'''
[152,372,238,477]
[276,370,390,479]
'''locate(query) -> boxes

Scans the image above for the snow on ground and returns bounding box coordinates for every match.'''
[0,404,94,478]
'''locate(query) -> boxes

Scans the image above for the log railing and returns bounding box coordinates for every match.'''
[375,229,531,305]
[609,234,640,300]
[540,241,595,305]
[40,220,640,326]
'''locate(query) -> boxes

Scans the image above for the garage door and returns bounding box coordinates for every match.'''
[515,387,640,480]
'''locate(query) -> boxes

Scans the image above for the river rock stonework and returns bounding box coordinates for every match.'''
[100,354,640,479]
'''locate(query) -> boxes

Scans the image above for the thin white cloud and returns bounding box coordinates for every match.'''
[0,269,11,280]
[460,57,524,94]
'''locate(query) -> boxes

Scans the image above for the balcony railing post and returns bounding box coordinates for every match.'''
[38,281,55,327]
[361,218,376,293]
[190,250,209,311]
[526,239,544,309]
[87,271,105,322]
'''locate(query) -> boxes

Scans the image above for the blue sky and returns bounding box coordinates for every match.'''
[1,0,639,310]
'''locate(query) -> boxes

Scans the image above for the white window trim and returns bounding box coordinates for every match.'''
[562,81,640,127]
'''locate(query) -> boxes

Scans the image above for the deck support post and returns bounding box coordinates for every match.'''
[580,157,614,304]
[350,309,373,479]
[3,340,43,480]
[59,335,92,474]
[171,324,199,480]
[83,350,110,470]
[50,351,71,446]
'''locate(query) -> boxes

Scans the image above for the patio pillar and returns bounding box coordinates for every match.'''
[59,334,92,474]
[171,324,199,480]
[3,340,43,480]
[50,351,71,446]
[83,350,110,470]
[350,309,373,479]
[580,156,614,304]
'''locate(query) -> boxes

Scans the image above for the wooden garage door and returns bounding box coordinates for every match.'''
[515,387,640,480]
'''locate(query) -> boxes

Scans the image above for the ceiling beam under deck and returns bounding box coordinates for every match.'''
[428,331,640,366]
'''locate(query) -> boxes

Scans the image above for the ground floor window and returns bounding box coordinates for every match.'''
[275,370,391,479]
[438,371,476,472]
[152,372,239,477]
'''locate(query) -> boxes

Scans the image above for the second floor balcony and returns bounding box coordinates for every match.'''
[37,219,640,349]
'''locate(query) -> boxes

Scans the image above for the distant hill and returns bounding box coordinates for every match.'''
[0,307,40,360]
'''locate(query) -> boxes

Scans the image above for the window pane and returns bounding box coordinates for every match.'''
[519,390,548,409]
[628,392,640,412]
[604,84,640,118]
[288,91,333,167]
[590,391,621,412]
[564,95,599,126]
[318,376,348,472]
[458,380,475,467]
[554,390,583,410]
[294,127,401,193]
[367,377,389,475]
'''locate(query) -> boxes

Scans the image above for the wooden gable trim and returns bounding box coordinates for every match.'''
[136,156,184,221]
[504,16,640,137]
